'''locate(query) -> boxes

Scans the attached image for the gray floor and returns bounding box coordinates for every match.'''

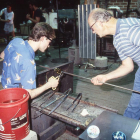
[73,62,137,115]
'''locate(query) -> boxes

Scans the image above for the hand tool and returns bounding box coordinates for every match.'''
[48,91,56,99]
[47,72,63,99]
[48,71,63,90]
[48,88,72,115]
[38,65,140,94]
[66,93,82,112]
[38,88,72,112]
[38,91,56,108]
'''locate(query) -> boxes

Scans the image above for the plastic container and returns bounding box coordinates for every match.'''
[0,88,30,140]
[112,131,126,140]
[87,125,100,139]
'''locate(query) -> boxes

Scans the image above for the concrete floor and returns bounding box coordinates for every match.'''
[0,39,136,139]
[73,61,136,115]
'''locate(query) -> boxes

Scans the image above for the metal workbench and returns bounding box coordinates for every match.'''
[30,61,118,140]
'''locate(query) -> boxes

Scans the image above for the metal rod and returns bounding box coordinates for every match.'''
[48,88,72,115]
[39,92,67,112]
[63,71,91,80]
[39,88,71,112]
[100,82,140,94]
[37,65,140,94]
[64,71,140,94]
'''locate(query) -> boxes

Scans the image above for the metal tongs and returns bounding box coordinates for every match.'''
[48,88,72,115]
[66,93,82,112]
[49,71,64,91]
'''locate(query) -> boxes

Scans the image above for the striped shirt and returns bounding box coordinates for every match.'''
[113,18,140,66]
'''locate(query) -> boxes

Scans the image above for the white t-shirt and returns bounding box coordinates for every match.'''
[1,8,14,24]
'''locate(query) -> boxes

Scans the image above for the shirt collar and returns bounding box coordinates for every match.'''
[114,19,120,36]
[25,40,35,59]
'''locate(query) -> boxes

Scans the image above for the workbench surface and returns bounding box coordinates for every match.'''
[31,91,117,129]
[79,111,138,140]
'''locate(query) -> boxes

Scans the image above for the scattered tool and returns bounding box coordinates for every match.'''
[48,91,56,99]
[48,88,72,115]
[38,91,56,108]
[38,88,72,112]
[66,93,82,112]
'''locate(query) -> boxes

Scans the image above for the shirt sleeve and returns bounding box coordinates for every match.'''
[7,12,14,21]
[0,8,5,16]
[35,10,42,18]
[127,25,140,47]
[20,59,36,89]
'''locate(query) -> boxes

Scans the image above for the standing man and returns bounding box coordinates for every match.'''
[88,8,140,120]
[26,0,45,24]
[0,2,15,38]
[26,0,49,57]
[0,22,59,99]
[27,0,34,19]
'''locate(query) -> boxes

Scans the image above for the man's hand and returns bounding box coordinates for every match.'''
[26,77,59,99]
[48,77,59,89]
[26,14,30,19]
[0,51,4,59]
[91,75,108,85]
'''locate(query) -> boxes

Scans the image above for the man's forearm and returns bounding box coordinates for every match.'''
[105,57,134,81]
[105,64,133,81]
[0,19,9,22]
[26,82,52,99]
[28,17,38,23]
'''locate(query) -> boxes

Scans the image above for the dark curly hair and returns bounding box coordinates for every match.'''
[6,2,12,7]
[27,0,39,7]
[29,22,56,41]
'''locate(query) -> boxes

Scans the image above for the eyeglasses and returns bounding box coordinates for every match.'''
[104,11,113,17]
[90,21,96,31]
[46,36,52,42]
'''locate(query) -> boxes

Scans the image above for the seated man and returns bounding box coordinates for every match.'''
[0,22,58,99]
[0,2,15,38]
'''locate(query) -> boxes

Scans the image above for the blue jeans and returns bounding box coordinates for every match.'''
[124,67,140,120]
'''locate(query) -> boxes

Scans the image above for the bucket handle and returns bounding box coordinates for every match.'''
[1,108,21,125]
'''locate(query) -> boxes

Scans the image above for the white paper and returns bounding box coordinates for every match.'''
[131,120,140,140]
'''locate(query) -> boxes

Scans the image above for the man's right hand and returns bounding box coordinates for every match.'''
[91,75,108,85]
[48,77,59,89]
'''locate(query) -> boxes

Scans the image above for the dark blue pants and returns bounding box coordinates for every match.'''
[124,67,140,120]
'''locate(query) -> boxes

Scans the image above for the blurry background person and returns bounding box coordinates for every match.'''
[0,2,15,38]
[26,1,50,58]
[26,0,45,25]
[27,0,34,19]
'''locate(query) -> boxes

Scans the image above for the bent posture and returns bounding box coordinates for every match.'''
[1,22,59,99]
[88,8,140,120]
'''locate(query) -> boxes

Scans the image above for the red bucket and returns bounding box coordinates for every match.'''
[0,88,30,140]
